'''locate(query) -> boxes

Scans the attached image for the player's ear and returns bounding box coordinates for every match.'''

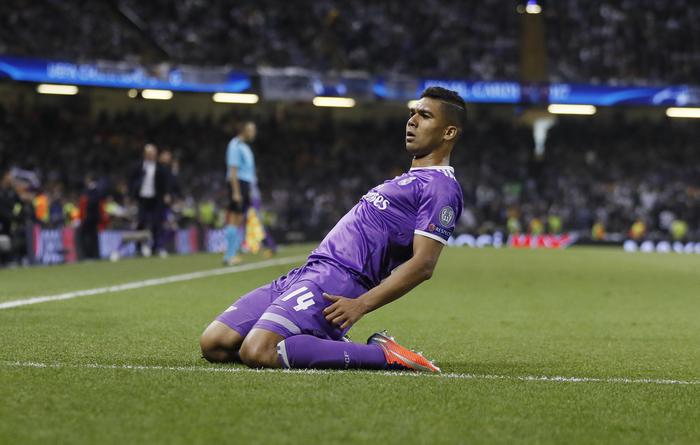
[443,125,458,141]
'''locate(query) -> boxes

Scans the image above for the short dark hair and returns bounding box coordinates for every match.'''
[420,86,466,128]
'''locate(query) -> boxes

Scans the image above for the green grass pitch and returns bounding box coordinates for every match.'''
[1,245,698,444]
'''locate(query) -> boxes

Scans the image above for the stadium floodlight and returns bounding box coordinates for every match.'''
[36,84,79,95]
[141,89,173,100]
[312,96,356,108]
[127,89,138,98]
[525,4,542,14]
[547,104,596,115]
[212,93,259,104]
[666,107,700,119]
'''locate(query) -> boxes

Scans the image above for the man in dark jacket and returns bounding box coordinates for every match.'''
[130,144,168,256]
[79,174,105,259]
[0,168,33,265]
[156,149,178,256]
[0,169,18,264]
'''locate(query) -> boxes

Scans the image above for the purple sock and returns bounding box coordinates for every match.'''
[277,335,387,370]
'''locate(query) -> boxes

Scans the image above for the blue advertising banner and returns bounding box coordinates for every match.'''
[373,77,420,100]
[99,230,138,259]
[410,79,700,107]
[0,56,252,92]
[418,79,521,104]
[34,228,65,265]
[260,67,374,101]
[549,83,700,107]
[3,55,699,107]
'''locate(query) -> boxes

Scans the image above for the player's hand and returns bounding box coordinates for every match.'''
[323,293,368,330]
[232,190,242,204]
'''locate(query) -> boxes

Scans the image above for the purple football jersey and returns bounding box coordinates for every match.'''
[309,166,463,288]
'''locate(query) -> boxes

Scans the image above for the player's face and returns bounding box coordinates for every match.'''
[405,97,449,157]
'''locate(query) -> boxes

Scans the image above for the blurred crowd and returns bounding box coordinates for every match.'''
[0,0,146,63]
[546,0,700,84]
[118,0,518,79]
[0,0,518,80]
[460,117,700,242]
[4,1,699,84]
[2,102,699,264]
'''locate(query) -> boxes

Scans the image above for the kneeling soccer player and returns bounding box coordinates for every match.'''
[200,87,465,372]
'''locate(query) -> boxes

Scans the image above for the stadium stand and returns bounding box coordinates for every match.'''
[545,0,700,84]
[118,0,520,79]
[1,104,699,241]
[1,0,519,79]
[0,0,149,62]
[2,1,699,83]
[1,1,699,265]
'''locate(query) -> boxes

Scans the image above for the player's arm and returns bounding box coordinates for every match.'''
[229,166,242,203]
[323,234,444,330]
[227,141,242,203]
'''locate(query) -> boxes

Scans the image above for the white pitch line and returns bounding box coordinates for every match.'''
[2,361,698,386]
[0,255,307,310]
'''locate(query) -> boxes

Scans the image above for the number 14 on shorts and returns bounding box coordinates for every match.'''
[281,286,316,311]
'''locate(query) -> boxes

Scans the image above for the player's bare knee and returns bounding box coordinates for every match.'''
[238,341,264,367]
[199,330,230,363]
[239,339,279,368]
[200,331,223,363]
[199,322,242,363]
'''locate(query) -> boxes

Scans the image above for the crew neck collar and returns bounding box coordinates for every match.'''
[409,166,454,172]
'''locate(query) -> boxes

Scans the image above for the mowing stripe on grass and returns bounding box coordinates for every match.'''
[0,255,307,310]
[3,361,699,386]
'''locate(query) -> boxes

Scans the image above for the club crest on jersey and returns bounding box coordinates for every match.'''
[363,191,390,210]
[398,176,417,186]
[439,206,455,227]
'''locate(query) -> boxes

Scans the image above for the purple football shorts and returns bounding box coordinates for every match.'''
[215,260,368,340]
